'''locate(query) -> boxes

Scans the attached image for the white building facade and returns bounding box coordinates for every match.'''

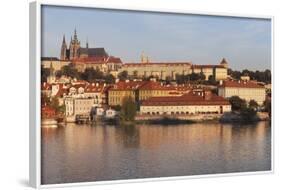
[218,81,266,105]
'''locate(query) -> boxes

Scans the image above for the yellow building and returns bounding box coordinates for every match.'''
[192,58,228,81]
[41,57,70,71]
[108,80,194,106]
[108,81,146,106]
[138,82,192,101]
[119,62,192,80]
[119,58,228,81]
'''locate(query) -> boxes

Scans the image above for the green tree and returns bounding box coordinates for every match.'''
[80,68,103,82]
[41,68,50,82]
[120,96,137,122]
[229,96,247,111]
[118,71,128,81]
[61,64,80,79]
[199,72,206,81]
[41,93,50,106]
[249,99,259,110]
[104,74,115,84]
[50,97,60,113]
[240,107,257,122]
[265,99,271,118]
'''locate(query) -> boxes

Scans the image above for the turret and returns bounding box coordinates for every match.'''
[86,37,89,49]
[220,58,228,68]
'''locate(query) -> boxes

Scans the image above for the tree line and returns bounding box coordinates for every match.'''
[42,64,116,84]
[228,69,271,84]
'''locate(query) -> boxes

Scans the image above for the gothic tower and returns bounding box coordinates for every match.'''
[69,29,80,60]
[60,35,67,60]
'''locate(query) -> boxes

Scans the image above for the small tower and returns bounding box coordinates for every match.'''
[86,37,89,49]
[47,59,56,84]
[60,35,67,60]
[220,58,228,68]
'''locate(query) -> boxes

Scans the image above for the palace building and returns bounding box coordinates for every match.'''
[120,58,228,81]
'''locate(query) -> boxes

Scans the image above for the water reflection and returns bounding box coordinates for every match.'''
[41,121,271,184]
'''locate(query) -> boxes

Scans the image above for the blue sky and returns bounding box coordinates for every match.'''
[41,5,271,71]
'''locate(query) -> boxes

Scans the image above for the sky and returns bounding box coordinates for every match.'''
[41,5,272,71]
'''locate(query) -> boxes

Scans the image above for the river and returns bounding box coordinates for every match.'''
[41,121,271,184]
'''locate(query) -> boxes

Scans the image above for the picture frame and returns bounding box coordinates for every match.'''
[30,1,274,188]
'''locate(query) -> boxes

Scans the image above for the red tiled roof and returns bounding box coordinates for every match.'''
[138,81,175,91]
[142,91,230,106]
[110,81,147,91]
[41,105,56,117]
[72,56,107,64]
[192,65,225,69]
[106,56,122,64]
[85,83,105,93]
[41,83,52,90]
[219,80,264,89]
[70,83,87,89]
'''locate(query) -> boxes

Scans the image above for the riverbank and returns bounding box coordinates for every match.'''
[220,112,269,123]
[60,112,269,126]
[135,112,269,124]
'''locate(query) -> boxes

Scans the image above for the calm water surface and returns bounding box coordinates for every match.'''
[41,121,271,184]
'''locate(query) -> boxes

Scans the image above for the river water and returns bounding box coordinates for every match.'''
[41,121,271,184]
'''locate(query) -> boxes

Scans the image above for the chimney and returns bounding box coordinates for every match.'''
[219,80,223,85]
[125,79,129,83]
[115,78,120,83]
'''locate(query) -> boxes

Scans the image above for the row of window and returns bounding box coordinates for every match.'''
[143,111,220,115]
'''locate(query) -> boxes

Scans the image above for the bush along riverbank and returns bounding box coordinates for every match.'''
[219,110,269,123]
[136,117,196,125]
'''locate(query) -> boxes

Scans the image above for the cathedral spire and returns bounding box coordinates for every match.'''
[60,34,67,60]
[62,34,66,44]
[86,37,89,49]
[74,28,78,41]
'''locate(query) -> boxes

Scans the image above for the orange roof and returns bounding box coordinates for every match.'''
[219,80,264,89]
[106,56,122,63]
[72,56,107,64]
[85,83,105,93]
[41,83,52,90]
[70,83,87,89]
[138,81,175,91]
[192,64,225,69]
[142,91,230,106]
[110,81,147,91]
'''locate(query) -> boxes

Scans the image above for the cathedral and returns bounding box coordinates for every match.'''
[60,29,108,60]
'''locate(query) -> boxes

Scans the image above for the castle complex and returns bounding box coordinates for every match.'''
[42,29,229,81]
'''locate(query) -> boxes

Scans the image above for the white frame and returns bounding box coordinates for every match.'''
[29,0,274,188]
